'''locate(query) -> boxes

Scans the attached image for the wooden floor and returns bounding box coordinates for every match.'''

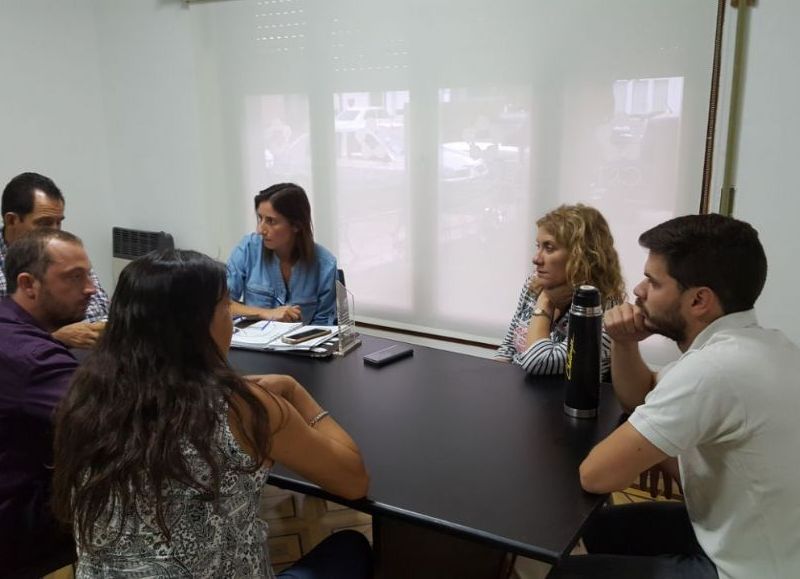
[260,483,373,573]
[42,566,74,579]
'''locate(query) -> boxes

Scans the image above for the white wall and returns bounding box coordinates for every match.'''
[1,0,241,289]
[92,0,240,263]
[0,0,114,285]
[731,0,800,344]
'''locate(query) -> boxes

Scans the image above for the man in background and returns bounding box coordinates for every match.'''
[0,229,97,576]
[553,214,800,578]
[1,172,108,348]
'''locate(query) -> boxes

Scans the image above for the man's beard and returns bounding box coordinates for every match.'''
[635,298,687,343]
[41,287,88,329]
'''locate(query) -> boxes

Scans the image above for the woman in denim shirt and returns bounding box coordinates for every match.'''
[227,183,338,325]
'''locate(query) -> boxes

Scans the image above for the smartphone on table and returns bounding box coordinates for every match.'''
[281,327,332,345]
[363,344,414,366]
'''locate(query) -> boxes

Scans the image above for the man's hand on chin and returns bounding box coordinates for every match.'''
[53,321,106,349]
[604,302,652,343]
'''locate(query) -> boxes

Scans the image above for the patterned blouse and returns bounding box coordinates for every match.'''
[76,412,273,578]
[496,275,613,377]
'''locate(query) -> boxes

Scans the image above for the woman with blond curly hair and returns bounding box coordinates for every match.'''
[495,204,625,376]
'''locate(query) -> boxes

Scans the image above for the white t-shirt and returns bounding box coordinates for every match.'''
[629,310,800,579]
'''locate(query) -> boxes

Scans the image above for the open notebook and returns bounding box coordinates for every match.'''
[230,320,340,356]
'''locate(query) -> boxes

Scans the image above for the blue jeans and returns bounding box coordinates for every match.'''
[277,530,373,579]
[548,502,718,579]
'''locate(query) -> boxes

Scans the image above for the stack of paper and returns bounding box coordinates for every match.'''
[230,321,302,350]
[230,321,339,353]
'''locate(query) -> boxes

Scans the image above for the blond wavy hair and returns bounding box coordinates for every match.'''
[532,204,626,304]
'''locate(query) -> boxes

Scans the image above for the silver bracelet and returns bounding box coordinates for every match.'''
[309,410,330,428]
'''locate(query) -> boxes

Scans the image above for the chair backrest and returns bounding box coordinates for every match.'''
[337,268,346,287]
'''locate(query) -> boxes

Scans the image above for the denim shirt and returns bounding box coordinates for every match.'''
[226,233,337,325]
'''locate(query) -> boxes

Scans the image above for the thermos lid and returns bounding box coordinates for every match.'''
[572,284,601,308]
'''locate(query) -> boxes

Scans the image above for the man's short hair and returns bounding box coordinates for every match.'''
[4,229,83,294]
[1,172,64,218]
[639,213,767,314]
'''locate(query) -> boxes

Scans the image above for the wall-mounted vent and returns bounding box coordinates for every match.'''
[112,227,174,259]
[112,227,175,283]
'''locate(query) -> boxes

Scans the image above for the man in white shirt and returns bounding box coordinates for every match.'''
[550,214,800,579]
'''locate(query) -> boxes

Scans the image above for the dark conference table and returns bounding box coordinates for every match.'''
[229,335,622,566]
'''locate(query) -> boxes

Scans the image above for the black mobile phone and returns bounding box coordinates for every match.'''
[363,345,414,367]
[281,327,332,345]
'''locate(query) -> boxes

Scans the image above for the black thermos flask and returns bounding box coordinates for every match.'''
[564,285,602,419]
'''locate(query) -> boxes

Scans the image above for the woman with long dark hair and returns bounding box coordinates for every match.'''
[227,183,338,325]
[52,249,371,578]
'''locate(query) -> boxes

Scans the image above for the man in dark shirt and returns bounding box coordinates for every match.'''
[1,172,110,348]
[0,228,96,576]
